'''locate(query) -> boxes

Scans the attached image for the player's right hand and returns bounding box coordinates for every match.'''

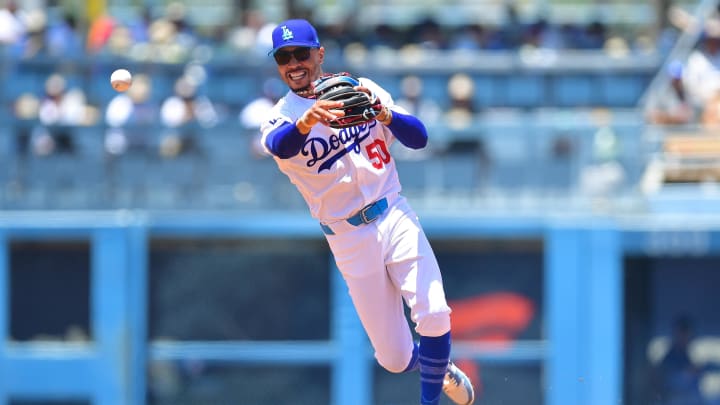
[296,99,345,134]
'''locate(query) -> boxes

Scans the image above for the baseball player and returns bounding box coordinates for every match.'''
[260,19,475,405]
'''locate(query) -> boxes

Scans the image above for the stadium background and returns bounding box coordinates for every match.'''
[1,0,720,404]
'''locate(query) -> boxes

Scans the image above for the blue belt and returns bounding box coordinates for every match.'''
[320,197,389,235]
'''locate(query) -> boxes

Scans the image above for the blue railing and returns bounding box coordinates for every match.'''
[0,109,648,212]
[3,210,720,404]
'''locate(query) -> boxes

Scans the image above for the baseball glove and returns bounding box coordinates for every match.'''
[312,73,382,129]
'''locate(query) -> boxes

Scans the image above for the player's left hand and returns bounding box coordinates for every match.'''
[355,85,391,125]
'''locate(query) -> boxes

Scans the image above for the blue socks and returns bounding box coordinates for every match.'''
[418,332,451,405]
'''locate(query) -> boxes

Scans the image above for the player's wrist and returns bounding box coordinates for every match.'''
[377,106,393,125]
[296,116,313,134]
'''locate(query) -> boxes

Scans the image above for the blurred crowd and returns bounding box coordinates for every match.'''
[0,1,671,62]
[0,1,674,158]
[0,0,705,206]
[7,64,485,161]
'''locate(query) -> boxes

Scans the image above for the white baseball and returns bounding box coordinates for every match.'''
[110,69,132,92]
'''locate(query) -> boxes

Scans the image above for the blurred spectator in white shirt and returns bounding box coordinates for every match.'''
[0,1,24,46]
[105,74,157,156]
[393,75,443,161]
[395,75,442,124]
[239,77,285,158]
[683,27,720,109]
[34,73,98,156]
[226,9,275,56]
[159,75,218,158]
[445,73,478,129]
[645,60,696,126]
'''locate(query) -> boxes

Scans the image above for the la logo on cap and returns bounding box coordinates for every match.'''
[281,26,294,41]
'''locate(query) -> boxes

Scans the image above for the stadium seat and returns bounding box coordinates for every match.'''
[552,74,595,107]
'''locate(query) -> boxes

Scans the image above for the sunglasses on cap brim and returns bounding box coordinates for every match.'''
[273,47,314,65]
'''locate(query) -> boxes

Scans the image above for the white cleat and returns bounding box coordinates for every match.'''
[442,361,475,405]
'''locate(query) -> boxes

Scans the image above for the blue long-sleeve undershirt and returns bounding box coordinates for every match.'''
[387,111,428,149]
[264,111,428,159]
[264,121,306,159]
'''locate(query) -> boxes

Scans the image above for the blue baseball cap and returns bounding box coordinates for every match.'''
[269,19,321,55]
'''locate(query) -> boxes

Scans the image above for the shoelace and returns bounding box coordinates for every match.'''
[446,373,460,387]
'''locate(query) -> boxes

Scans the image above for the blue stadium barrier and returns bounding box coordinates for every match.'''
[1,211,719,404]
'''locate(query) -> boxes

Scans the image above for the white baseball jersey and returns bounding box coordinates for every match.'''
[260,78,407,223]
[260,76,452,373]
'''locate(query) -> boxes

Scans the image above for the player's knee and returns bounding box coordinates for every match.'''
[415,312,451,337]
[376,352,412,374]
